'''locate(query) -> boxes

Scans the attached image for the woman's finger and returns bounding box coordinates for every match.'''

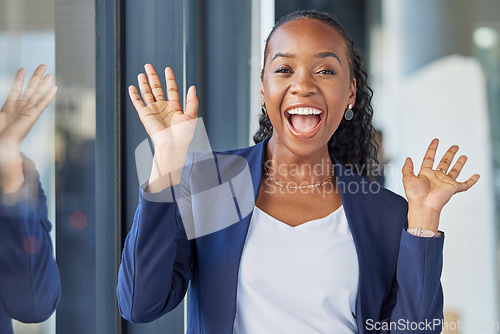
[184,86,198,119]
[165,67,180,103]
[21,64,47,101]
[129,85,146,111]
[420,138,439,170]
[138,73,155,105]
[447,155,467,180]
[4,68,25,106]
[435,145,459,173]
[35,86,57,115]
[455,174,480,193]
[402,157,416,182]
[145,64,165,102]
[27,74,54,106]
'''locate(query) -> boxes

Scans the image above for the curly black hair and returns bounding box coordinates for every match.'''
[253,10,378,178]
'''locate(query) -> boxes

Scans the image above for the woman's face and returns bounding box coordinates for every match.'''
[261,18,356,157]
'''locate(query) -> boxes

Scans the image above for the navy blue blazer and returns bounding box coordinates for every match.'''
[0,157,61,334]
[118,139,444,333]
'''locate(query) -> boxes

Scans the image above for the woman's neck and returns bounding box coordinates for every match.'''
[264,135,333,184]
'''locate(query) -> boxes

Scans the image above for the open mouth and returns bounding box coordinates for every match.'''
[285,107,324,137]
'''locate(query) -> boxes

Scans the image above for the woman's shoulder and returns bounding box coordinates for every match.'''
[189,142,265,169]
[214,142,265,159]
[185,143,263,188]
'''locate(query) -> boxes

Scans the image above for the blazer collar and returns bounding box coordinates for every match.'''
[249,138,268,200]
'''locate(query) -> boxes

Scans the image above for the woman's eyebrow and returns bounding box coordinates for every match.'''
[270,51,341,65]
[316,52,341,65]
[271,52,294,62]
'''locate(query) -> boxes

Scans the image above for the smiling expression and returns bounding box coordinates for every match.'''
[261,18,356,157]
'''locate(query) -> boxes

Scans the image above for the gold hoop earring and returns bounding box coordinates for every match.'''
[344,104,354,120]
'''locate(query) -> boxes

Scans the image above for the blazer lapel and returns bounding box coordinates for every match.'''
[194,140,267,332]
[332,158,367,333]
[221,139,267,325]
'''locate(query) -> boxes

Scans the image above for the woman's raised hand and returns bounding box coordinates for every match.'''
[402,139,480,232]
[129,64,198,147]
[0,65,56,193]
[0,65,56,151]
[129,64,199,192]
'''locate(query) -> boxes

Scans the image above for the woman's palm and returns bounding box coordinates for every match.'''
[0,65,56,149]
[129,65,198,146]
[402,139,479,215]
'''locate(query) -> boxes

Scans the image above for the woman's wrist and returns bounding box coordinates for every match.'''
[407,203,441,233]
[0,151,25,193]
[146,148,188,193]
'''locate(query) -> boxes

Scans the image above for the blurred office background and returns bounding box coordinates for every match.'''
[0,0,498,333]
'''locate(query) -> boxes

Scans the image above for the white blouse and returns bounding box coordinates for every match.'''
[233,205,359,334]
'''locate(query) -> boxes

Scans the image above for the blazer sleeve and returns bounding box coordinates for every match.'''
[377,229,444,334]
[0,157,61,323]
[117,161,195,324]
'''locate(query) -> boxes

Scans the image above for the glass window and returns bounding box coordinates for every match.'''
[1,0,95,333]
[0,0,56,333]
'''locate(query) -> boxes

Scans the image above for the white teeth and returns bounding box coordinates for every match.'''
[286,108,322,115]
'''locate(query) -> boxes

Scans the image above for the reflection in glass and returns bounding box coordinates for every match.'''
[54,0,96,333]
[0,1,58,333]
[1,0,97,333]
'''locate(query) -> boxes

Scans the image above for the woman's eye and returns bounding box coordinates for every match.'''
[318,69,335,75]
[275,67,292,74]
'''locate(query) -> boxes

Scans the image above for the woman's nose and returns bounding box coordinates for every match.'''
[290,73,317,96]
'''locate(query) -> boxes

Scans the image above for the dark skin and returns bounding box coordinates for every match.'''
[256,19,354,227]
[255,163,343,227]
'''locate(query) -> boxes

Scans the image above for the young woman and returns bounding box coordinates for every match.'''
[118,10,478,333]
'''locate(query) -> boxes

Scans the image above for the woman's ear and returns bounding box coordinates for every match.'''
[348,77,356,106]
